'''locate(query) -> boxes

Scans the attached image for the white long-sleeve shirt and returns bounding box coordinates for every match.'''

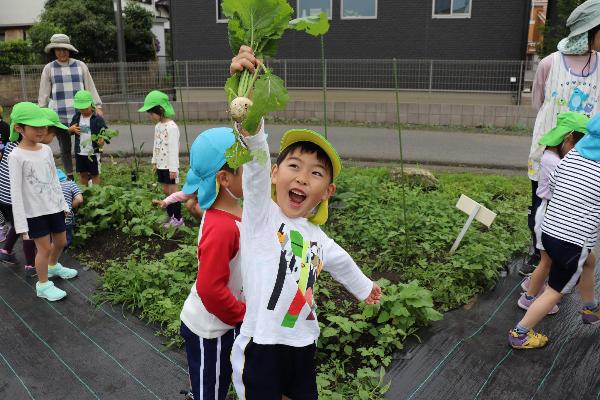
[239,129,373,347]
[9,145,69,234]
[151,120,180,173]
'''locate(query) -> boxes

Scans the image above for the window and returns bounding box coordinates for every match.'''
[216,1,228,23]
[297,0,332,19]
[341,0,377,19]
[432,0,471,18]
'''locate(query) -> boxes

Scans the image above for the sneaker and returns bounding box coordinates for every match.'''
[581,308,600,325]
[0,249,17,264]
[508,329,548,349]
[517,293,559,314]
[162,216,175,228]
[47,263,78,280]
[170,217,184,228]
[36,281,67,301]
[520,277,547,295]
[0,226,7,243]
[24,265,36,277]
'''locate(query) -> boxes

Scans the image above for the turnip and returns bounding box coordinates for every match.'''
[229,96,253,122]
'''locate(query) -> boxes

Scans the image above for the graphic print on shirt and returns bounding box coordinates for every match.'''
[24,159,63,209]
[555,82,598,116]
[153,126,169,161]
[266,223,324,328]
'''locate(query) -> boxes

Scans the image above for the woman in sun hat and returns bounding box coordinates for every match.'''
[523,0,600,276]
[38,33,103,180]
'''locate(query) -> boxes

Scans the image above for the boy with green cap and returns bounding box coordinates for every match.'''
[68,90,109,186]
[8,102,77,300]
[0,106,66,276]
[518,111,590,314]
[509,112,600,349]
[138,90,182,228]
[228,48,381,399]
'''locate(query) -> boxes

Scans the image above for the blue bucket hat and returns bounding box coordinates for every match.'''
[56,168,67,182]
[575,113,600,160]
[182,127,236,209]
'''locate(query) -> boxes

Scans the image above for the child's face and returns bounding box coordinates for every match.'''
[559,132,578,157]
[41,127,57,144]
[79,107,93,117]
[16,124,48,143]
[271,149,336,220]
[148,112,161,123]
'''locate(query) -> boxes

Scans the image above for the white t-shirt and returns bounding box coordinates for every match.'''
[151,120,180,173]
[8,145,69,234]
[239,130,373,347]
[78,115,93,156]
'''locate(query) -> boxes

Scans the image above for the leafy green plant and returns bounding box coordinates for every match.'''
[221,0,329,167]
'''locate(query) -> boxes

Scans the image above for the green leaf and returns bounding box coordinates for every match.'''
[343,345,353,356]
[225,138,253,169]
[224,73,240,103]
[222,0,293,55]
[242,71,288,133]
[288,12,330,36]
[377,310,390,324]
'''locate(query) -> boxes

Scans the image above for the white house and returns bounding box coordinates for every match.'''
[0,0,44,41]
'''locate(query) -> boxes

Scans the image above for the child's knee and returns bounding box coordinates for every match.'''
[52,232,67,248]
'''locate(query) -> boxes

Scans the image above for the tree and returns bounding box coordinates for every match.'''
[124,3,157,62]
[28,0,156,63]
[0,40,34,74]
[538,0,587,58]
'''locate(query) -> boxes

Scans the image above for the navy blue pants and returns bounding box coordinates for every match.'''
[180,322,238,400]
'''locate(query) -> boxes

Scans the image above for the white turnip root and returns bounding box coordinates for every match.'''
[229,97,253,122]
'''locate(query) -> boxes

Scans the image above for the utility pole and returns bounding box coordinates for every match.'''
[113,0,127,98]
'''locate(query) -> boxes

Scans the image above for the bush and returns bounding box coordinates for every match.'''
[0,40,34,74]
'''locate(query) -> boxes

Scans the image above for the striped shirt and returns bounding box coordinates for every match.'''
[61,180,81,225]
[0,141,18,204]
[542,149,600,249]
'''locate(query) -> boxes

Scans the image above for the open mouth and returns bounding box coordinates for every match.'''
[289,189,307,206]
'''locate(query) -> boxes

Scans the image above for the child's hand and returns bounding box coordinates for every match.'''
[97,138,105,146]
[364,282,382,305]
[169,171,177,180]
[152,199,167,209]
[230,46,261,75]
[21,233,29,240]
[69,124,80,135]
[96,108,104,117]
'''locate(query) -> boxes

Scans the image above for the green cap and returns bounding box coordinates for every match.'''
[40,108,68,130]
[539,112,589,146]
[9,102,53,142]
[137,90,175,117]
[73,90,94,109]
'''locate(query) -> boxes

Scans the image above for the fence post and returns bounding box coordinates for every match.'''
[19,65,27,101]
[185,60,189,88]
[517,60,524,106]
[284,59,288,87]
[428,59,433,93]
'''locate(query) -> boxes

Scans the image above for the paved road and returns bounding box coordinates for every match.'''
[49,123,531,170]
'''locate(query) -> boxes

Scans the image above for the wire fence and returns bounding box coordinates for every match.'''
[13,58,529,103]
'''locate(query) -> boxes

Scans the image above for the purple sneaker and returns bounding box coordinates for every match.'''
[162,216,175,229]
[581,308,600,324]
[517,293,559,314]
[0,249,17,264]
[520,277,546,296]
[170,217,184,229]
[24,265,36,277]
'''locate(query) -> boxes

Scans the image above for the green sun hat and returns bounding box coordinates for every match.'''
[40,108,68,130]
[73,90,94,110]
[137,90,175,117]
[9,102,53,142]
[539,112,589,146]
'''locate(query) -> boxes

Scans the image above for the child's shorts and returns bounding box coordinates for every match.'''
[180,322,237,400]
[231,334,318,400]
[542,232,589,294]
[156,169,178,184]
[75,154,100,176]
[533,198,548,251]
[27,211,66,239]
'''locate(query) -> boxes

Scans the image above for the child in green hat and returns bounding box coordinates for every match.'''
[517,111,590,318]
[138,90,183,228]
[8,102,77,301]
[68,89,109,186]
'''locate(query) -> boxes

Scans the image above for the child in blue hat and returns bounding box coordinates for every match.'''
[509,112,600,349]
[178,127,245,400]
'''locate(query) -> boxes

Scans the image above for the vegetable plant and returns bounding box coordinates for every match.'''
[221,0,329,168]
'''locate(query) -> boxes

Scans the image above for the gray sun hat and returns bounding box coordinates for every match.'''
[44,33,79,54]
[566,0,600,38]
